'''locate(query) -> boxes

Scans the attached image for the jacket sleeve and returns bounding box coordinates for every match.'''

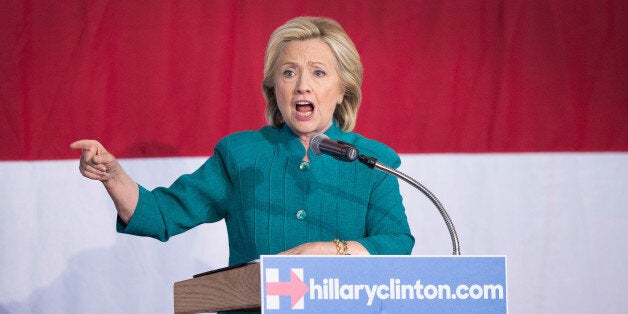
[117,141,233,241]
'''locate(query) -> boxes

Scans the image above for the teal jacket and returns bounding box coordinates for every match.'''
[118,123,414,265]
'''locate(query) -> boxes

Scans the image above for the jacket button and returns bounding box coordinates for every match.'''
[296,209,307,220]
[299,161,310,171]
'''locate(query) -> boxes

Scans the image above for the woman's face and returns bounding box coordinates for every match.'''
[273,38,344,142]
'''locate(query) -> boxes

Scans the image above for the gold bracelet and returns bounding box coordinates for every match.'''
[342,240,350,255]
[333,238,351,255]
[332,238,343,255]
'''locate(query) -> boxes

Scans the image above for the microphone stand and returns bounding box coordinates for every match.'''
[358,155,461,255]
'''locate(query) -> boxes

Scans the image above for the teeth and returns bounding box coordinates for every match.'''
[295,101,313,117]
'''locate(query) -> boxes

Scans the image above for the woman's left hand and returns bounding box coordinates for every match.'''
[278,241,369,255]
[278,242,335,255]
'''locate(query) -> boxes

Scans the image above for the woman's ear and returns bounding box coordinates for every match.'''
[337,85,346,104]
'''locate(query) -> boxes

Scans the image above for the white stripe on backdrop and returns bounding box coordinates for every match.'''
[1,153,626,313]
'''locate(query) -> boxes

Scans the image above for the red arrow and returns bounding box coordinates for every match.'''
[266,270,309,308]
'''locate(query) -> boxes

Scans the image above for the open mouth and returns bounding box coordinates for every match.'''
[295,101,314,118]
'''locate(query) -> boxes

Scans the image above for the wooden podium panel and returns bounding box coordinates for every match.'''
[174,263,261,313]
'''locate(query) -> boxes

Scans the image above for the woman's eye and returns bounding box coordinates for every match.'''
[314,70,326,77]
[283,70,295,78]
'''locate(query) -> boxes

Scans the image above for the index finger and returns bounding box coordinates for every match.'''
[70,139,104,155]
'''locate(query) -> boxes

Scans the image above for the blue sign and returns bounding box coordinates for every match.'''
[260,255,507,313]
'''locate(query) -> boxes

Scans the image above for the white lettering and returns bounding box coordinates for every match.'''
[457,284,469,299]
[438,284,452,299]
[394,278,401,299]
[306,278,504,306]
[340,284,354,299]
[469,285,483,299]
[376,285,390,300]
[401,284,415,299]
[484,284,504,299]
[424,285,438,299]
[354,284,365,300]
[364,285,378,306]
[309,278,323,299]
[414,280,425,299]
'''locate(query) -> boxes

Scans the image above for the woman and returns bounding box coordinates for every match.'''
[71,17,414,266]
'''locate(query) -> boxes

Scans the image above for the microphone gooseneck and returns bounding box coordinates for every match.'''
[310,134,461,255]
[358,155,461,255]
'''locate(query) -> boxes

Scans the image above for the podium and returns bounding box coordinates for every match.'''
[174,256,507,313]
[174,262,261,313]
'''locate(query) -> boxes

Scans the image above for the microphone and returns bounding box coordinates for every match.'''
[309,134,359,162]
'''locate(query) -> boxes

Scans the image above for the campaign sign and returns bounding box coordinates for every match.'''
[260,255,507,313]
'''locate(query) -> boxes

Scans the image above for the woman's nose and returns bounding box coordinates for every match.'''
[295,74,311,94]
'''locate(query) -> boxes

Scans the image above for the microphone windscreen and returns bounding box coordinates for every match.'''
[309,134,329,156]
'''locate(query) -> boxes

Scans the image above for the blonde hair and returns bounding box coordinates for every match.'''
[262,17,363,132]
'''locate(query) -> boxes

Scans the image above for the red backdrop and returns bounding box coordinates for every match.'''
[1,0,627,160]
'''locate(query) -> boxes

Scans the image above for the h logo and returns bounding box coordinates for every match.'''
[265,268,309,310]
